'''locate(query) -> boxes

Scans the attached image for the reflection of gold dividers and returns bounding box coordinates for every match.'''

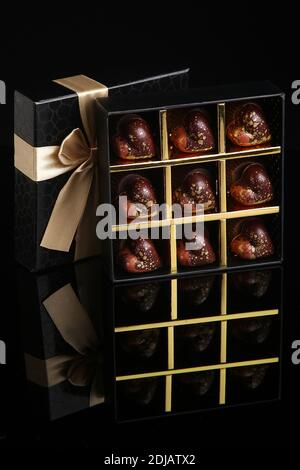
[115,302,279,410]
[165,279,178,412]
[220,273,227,404]
[114,309,278,332]
[165,327,174,412]
[116,357,279,382]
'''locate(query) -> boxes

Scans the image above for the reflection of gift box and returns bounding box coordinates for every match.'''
[103,266,283,421]
[14,69,189,271]
[17,257,105,420]
[95,81,284,282]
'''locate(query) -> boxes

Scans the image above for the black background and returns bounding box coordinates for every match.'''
[0,8,299,450]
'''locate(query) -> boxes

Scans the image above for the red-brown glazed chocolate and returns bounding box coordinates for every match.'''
[114,114,156,160]
[177,228,216,267]
[170,109,215,153]
[173,168,216,213]
[117,174,157,220]
[227,103,272,147]
[230,219,274,260]
[230,163,273,206]
[118,238,162,274]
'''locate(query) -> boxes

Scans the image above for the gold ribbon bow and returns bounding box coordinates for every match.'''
[14,75,108,258]
[40,128,97,252]
[24,283,104,407]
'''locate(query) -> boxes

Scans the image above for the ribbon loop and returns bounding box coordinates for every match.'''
[58,128,90,166]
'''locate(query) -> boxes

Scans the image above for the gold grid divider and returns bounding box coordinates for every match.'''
[162,110,176,412]
[111,206,280,233]
[116,357,279,382]
[218,104,228,270]
[110,147,281,173]
[218,103,226,154]
[114,309,279,333]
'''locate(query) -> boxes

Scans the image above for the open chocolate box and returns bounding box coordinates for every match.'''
[103,266,282,422]
[96,81,284,282]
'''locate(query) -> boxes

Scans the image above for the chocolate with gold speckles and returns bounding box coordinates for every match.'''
[114,114,156,160]
[170,109,215,153]
[227,103,272,147]
[173,168,216,214]
[117,173,157,220]
[118,238,162,274]
[177,228,216,267]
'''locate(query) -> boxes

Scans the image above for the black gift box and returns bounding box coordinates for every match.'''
[103,266,283,422]
[14,68,189,272]
[96,81,284,282]
[16,257,105,420]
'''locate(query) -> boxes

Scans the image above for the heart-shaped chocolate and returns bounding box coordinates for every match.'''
[230,218,274,260]
[170,109,215,153]
[117,174,157,220]
[177,228,216,267]
[230,162,273,206]
[118,238,162,273]
[227,103,272,147]
[114,114,156,160]
[173,168,217,213]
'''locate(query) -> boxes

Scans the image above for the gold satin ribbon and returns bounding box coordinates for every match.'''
[15,74,108,254]
[24,283,104,408]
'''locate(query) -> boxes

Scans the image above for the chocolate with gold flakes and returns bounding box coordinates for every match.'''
[177,228,216,267]
[170,109,215,153]
[117,173,157,220]
[230,218,274,260]
[173,168,217,214]
[227,103,272,147]
[118,238,162,274]
[113,114,156,160]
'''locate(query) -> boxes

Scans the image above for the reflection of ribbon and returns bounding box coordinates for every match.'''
[14,75,108,257]
[24,283,104,407]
